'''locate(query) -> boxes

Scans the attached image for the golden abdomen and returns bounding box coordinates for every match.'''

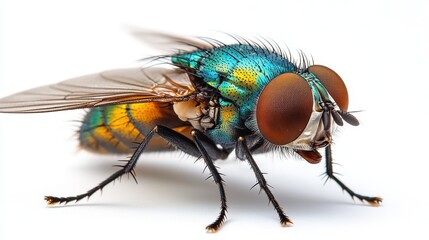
[79,102,191,154]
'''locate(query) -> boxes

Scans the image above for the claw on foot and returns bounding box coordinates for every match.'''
[44,196,59,205]
[206,227,217,233]
[280,216,293,227]
[366,196,383,207]
[206,225,220,233]
[354,194,383,207]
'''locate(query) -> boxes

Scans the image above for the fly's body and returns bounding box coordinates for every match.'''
[0,32,382,232]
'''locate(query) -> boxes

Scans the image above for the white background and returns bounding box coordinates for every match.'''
[1,0,428,239]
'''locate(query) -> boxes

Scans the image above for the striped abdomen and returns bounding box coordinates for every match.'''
[79,102,191,154]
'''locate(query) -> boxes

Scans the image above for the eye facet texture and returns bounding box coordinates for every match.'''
[257,73,313,145]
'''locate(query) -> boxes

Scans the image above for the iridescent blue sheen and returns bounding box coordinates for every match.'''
[172,44,297,144]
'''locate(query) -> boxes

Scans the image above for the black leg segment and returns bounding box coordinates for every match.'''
[45,126,161,205]
[45,125,229,232]
[191,129,228,232]
[325,145,382,206]
[236,137,292,227]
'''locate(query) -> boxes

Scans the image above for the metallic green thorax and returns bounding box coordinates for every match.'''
[171,44,297,144]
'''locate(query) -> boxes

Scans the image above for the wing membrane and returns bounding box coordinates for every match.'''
[0,67,195,113]
[129,29,215,53]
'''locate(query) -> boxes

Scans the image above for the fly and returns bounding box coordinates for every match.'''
[0,32,382,232]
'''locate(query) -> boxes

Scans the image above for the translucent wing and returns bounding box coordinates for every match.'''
[0,67,195,113]
[129,28,215,53]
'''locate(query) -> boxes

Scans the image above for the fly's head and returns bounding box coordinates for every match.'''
[256,65,359,164]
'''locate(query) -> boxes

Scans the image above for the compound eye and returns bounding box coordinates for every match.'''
[308,65,349,111]
[256,73,313,145]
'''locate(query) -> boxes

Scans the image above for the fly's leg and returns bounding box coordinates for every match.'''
[45,125,199,204]
[45,125,230,232]
[325,145,382,206]
[236,137,292,227]
[191,129,228,233]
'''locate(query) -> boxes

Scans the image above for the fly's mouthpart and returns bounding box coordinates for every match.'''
[311,131,332,149]
[311,140,330,149]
